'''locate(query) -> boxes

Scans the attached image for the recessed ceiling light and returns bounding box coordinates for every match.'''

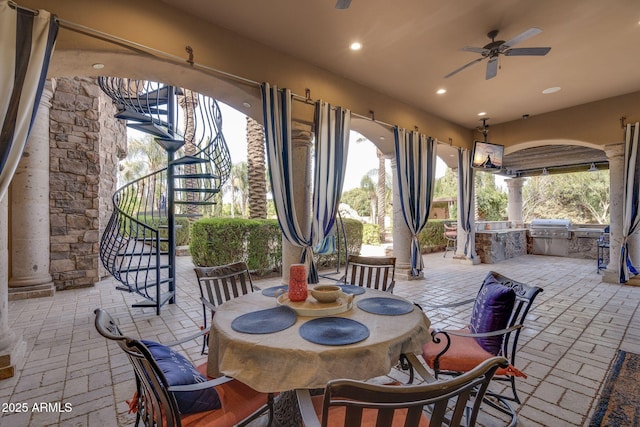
[542,86,561,94]
[242,102,251,108]
[478,112,487,116]
[379,136,385,140]
[436,88,447,95]
[92,63,105,69]
[350,42,362,51]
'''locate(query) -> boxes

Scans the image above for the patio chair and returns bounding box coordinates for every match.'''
[442,222,457,258]
[194,261,256,354]
[94,308,273,427]
[296,356,508,427]
[414,271,543,427]
[340,254,396,293]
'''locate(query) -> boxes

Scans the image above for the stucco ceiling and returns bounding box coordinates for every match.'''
[159,0,640,132]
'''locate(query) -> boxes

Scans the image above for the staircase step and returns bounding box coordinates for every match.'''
[115,107,167,122]
[126,86,172,108]
[176,213,204,218]
[117,265,170,273]
[117,250,169,256]
[170,156,208,166]
[131,277,174,291]
[174,188,220,194]
[132,237,169,242]
[174,201,217,206]
[174,173,218,180]
[127,122,173,139]
[156,138,185,152]
[132,290,175,308]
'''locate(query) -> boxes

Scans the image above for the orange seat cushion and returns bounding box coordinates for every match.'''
[180,363,269,427]
[421,329,526,378]
[310,394,430,427]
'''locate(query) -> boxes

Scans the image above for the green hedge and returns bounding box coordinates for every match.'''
[190,217,364,276]
[362,223,381,245]
[418,219,450,253]
[190,218,282,276]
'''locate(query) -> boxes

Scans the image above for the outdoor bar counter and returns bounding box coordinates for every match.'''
[474,221,606,264]
[475,221,527,264]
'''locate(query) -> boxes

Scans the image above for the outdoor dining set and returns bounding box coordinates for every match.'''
[94,255,542,427]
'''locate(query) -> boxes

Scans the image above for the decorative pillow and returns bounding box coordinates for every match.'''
[141,340,221,414]
[468,275,516,355]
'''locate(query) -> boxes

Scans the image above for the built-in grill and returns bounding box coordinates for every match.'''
[529,219,572,256]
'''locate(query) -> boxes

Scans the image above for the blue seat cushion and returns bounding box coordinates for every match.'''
[141,340,221,414]
[468,275,516,354]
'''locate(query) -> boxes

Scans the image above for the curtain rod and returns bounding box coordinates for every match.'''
[9,1,452,146]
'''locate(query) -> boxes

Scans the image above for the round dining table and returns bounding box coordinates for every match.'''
[206,285,431,393]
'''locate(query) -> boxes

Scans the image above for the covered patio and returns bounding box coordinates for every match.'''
[1,251,638,426]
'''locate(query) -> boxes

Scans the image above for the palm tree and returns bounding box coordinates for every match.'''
[246,116,267,219]
[376,149,386,240]
[360,172,377,222]
[224,162,249,217]
[177,89,199,219]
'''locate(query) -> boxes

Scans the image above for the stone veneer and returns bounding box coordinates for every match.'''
[49,77,126,289]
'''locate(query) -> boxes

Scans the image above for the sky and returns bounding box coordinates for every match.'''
[217,102,448,191]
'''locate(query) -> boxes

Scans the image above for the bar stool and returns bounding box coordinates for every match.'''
[597,226,610,274]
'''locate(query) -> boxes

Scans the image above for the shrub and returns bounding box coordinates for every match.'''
[418,220,449,253]
[190,218,282,276]
[362,223,381,245]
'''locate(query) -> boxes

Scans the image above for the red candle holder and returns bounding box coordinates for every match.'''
[288,264,308,302]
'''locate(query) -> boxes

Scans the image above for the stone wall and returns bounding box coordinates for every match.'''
[49,77,126,289]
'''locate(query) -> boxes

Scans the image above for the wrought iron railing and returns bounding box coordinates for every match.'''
[98,78,231,314]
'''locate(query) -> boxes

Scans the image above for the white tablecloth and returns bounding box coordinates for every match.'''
[207,287,431,393]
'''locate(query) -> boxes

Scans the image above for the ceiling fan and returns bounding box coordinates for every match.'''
[335,0,351,9]
[445,28,551,80]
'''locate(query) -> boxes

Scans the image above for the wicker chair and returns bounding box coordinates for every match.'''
[94,308,273,427]
[296,356,508,427]
[194,261,256,354]
[340,255,396,293]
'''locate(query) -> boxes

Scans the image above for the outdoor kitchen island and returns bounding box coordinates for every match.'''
[474,221,528,264]
[474,220,607,264]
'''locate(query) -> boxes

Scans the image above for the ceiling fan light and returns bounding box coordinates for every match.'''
[589,163,598,172]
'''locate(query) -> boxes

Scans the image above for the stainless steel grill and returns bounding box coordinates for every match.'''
[529,219,572,256]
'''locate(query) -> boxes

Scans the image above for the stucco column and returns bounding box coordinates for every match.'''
[506,177,525,228]
[603,143,624,284]
[390,158,420,280]
[8,81,55,299]
[0,196,27,380]
[281,124,313,284]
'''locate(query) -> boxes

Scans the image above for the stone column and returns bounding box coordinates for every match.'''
[8,81,55,299]
[506,177,525,228]
[0,195,27,380]
[603,143,624,284]
[281,124,313,284]
[390,158,420,280]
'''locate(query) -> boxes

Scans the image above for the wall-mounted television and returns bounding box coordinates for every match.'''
[471,140,504,172]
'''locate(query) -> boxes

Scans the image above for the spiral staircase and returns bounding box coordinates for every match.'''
[98,78,232,314]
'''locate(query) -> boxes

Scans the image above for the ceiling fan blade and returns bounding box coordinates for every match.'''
[335,0,351,9]
[444,57,486,78]
[505,47,551,56]
[486,57,498,80]
[502,27,542,49]
[461,46,489,55]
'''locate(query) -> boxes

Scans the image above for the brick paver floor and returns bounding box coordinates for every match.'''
[1,252,639,426]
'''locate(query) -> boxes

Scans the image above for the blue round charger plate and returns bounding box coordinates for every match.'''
[299,317,369,346]
[356,297,414,316]
[261,285,289,297]
[337,284,366,295]
[231,305,297,334]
